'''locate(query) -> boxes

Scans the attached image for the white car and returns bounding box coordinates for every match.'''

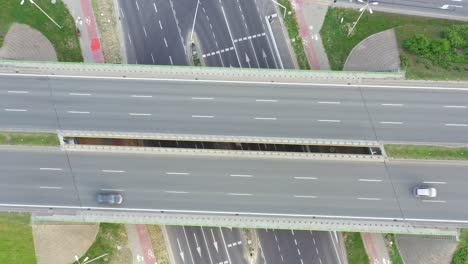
[413,187,437,198]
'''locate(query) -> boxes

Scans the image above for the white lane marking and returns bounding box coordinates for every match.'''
[318,119,341,123]
[131,95,152,98]
[165,190,189,194]
[445,123,467,127]
[127,33,132,44]
[422,181,447,184]
[422,200,446,203]
[316,248,319,255]
[67,111,90,114]
[329,232,343,264]
[39,168,63,171]
[69,93,91,96]
[129,113,152,116]
[357,197,381,201]
[379,121,403,125]
[230,174,253,178]
[7,90,29,94]
[102,170,125,173]
[169,55,173,65]
[166,172,190,175]
[120,7,125,19]
[294,239,298,245]
[5,108,27,112]
[294,177,318,180]
[101,188,124,192]
[381,103,404,106]
[220,6,242,66]
[294,195,317,198]
[39,186,62,189]
[164,37,168,47]
[143,26,148,38]
[254,117,277,120]
[358,179,383,182]
[151,53,155,63]
[192,115,214,118]
[153,2,158,13]
[297,248,301,255]
[318,101,341,104]
[256,99,278,102]
[227,193,253,196]
[444,105,466,108]
[158,20,163,30]
[192,97,214,100]
[135,0,139,11]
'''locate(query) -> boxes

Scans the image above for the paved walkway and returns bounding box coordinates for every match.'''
[292,0,331,70]
[396,234,458,264]
[361,233,391,264]
[344,29,400,72]
[0,23,57,61]
[126,224,157,264]
[63,0,104,62]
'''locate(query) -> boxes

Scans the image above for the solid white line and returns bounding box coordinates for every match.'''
[357,197,381,201]
[101,188,124,192]
[256,99,278,102]
[102,170,125,173]
[165,191,189,194]
[39,186,62,189]
[422,200,446,203]
[318,101,340,104]
[158,20,163,30]
[192,115,214,118]
[380,121,403,125]
[227,193,252,196]
[317,119,341,123]
[131,95,152,98]
[135,0,139,11]
[422,181,447,184]
[129,113,152,116]
[166,172,190,175]
[7,90,29,94]
[294,177,318,180]
[151,53,155,63]
[164,37,168,47]
[153,2,158,13]
[381,103,403,106]
[39,168,63,171]
[191,97,214,100]
[358,179,382,182]
[445,123,467,127]
[254,117,277,120]
[221,6,242,67]
[143,26,148,38]
[294,195,317,198]
[69,93,91,96]
[5,108,27,112]
[444,105,466,108]
[169,56,174,65]
[67,111,90,114]
[230,174,253,178]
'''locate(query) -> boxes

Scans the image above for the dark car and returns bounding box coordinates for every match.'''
[96,193,124,205]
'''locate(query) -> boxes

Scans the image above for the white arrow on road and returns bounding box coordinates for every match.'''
[211,229,219,252]
[245,53,251,68]
[177,238,185,262]
[194,233,202,257]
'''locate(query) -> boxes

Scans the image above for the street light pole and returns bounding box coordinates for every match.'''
[21,0,62,29]
[347,0,378,37]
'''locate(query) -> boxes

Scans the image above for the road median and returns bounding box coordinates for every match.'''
[0,131,59,146]
[385,144,468,161]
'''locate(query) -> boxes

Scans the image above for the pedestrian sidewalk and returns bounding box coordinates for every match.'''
[125,224,157,264]
[292,0,331,70]
[62,0,104,62]
[361,233,391,264]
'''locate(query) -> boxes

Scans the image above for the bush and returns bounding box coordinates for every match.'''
[404,34,431,55]
[452,243,468,264]
[400,54,409,69]
[444,25,468,49]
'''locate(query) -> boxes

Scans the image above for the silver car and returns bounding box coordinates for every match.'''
[413,187,437,198]
[96,193,124,205]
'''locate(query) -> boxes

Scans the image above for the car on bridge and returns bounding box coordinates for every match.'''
[413,187,437,198]
[97,193,124,205]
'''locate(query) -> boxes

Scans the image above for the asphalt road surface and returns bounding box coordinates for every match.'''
[1,147,467,222]
[2,75,468,144]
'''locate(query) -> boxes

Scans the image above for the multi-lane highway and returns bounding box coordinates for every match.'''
[1,147,467,222]
[1,74,468,144]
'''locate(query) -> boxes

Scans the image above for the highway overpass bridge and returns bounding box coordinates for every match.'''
[0,61,467,234]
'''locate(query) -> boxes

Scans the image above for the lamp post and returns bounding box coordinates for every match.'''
[20,0,62,29]
[347,0,378,37]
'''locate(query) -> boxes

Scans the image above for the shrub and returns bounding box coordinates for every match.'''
[452,242,468,264]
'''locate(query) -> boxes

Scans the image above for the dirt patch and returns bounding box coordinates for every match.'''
[32,222,98,264]
[147,225,171,264]
[92,0,122,64]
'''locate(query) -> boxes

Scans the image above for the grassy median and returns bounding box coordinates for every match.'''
[147,225,170,264]
[92,0,122,64]
[0,0,83,62]
[0,132,59,146]
[343,232,369,264]
[0,212,37,264]
[384,234,404,264]
[385,144,468,160]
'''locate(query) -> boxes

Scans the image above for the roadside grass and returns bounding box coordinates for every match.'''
[384,234,404,264]
[320,7,467,80]
[0,0,82,62]
[75,223,131,264]
[452,229,468,264]
[92,0,122,64]
[147,225,170,264]
[0,212,36,264]
[343,232,369,264]
[277,0,310,70]
[385,144,468,160]
[0,132,59,146]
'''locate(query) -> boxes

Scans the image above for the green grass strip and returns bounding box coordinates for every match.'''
[0,132,59,146]
[0,212,37,264]
[343,232,369,264]
[452,229,468,264]
[385,144,468,160]
[384,234,404,264]
[277,0,310,70]
[0,0,83,62]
